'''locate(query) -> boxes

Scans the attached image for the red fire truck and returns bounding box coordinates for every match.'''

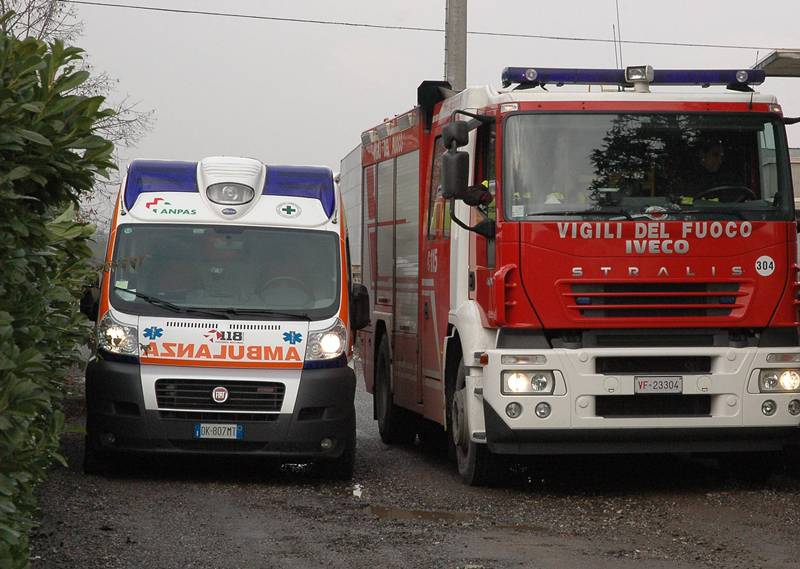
[353,61,800,485]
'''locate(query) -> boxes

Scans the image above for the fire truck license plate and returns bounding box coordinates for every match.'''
[193,423,244,440]
[634,376,683,394]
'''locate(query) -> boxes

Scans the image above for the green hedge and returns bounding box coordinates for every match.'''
[0,16,115,569]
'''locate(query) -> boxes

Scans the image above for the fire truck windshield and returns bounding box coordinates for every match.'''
[503,112,793,221]
[109,224,341,320]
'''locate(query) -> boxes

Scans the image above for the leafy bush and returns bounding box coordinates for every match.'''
[0,14,114,568]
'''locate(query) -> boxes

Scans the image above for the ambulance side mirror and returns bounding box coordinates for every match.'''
[80,285,100,321]
[350,284,370,331]
[441,150,469,199]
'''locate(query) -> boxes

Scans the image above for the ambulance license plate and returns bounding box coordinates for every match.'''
[634,376,683,394]
[193,423,244,440]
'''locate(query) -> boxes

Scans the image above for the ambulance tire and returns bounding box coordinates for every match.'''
[318,424,356,481]
[82,433,113,476]
[452,357,499,487]
[375,335,416,445]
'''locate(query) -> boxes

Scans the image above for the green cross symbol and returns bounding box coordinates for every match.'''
[281,204,297,215]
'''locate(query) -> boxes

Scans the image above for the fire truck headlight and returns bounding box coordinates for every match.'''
[758,369,800,392]
[206,182,255,205]
[98,312,139,356]
[502,371,555,395]
[306,319,347,361]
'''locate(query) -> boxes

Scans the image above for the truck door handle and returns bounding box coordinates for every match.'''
[424,301,430,320]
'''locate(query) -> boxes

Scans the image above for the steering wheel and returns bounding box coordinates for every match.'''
[695,185,757,203]
[257,276,313,302]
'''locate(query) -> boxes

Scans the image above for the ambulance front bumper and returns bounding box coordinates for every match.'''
[85,357,355,460]
[473,346,800,455]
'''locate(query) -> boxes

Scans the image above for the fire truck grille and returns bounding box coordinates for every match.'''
[566,281,745,319]
[155,379,285,412]
[595,395,712,417]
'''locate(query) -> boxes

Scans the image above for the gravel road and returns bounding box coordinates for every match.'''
[31,372,800,569]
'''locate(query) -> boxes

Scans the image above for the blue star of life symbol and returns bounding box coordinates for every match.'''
[283,331,302,345]
[143,326,164,340]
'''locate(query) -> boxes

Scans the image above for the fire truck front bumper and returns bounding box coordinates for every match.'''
[85,357,356,461]
[474,346,800,455]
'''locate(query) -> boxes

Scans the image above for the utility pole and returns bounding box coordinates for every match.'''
[444,0,467,91]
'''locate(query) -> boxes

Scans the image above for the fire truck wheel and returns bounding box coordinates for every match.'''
[375,335,416,445]
[452,357,498,487]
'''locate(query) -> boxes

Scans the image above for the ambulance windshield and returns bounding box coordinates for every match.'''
[109,225,340,320]
[503,113,793,221]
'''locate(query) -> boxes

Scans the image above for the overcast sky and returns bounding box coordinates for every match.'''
[72,0,800,217]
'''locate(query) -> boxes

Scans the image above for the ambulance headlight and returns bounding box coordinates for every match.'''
[502,370,555,395]
[206,183,255,205]
[98,312,139,356]
[759,369,800,392]
[306,319,347,361]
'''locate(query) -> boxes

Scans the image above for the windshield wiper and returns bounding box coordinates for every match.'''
[524,208,633,220]
[224,308,312,321]
[114,287,232,319]
[113,286,183,313]
[668,207,747,220]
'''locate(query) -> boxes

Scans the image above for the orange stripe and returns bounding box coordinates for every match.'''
[140,357,303,369]
[98,192,122,320]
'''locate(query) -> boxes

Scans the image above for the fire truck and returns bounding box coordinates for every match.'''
[353,59,800,485]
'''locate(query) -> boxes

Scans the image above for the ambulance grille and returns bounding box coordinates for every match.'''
[565,281,746,319]
[156,379,285,412]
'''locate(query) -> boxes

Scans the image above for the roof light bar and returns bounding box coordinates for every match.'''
[124,160,198,210]
[501,66,766,88]
[263,166,335,218]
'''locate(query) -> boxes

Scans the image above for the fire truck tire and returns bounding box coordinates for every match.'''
[375,335,416,445]
[452,357,498,486]
[317,424,356,481]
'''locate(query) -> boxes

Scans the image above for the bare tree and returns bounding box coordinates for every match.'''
[1,0,154,225]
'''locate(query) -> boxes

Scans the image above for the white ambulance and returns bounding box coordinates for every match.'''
[82,157,369,479]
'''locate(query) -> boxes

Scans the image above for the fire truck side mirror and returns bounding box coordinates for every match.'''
[442,120,470,148]
[350,283,370,331]
[441,150,469,199]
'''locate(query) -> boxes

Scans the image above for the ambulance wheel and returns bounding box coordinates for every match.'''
[375,335,415,445]
[82,433,112,476]
[451,357,498,486]
[318,425,356,481]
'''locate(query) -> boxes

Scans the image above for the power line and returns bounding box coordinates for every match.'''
[62,0,792,52]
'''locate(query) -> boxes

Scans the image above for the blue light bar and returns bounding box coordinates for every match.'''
[124,160,198,210]
[264,166,335,218]
[502,67,624,87]
[501,67,766,88]
[652,69,765,86]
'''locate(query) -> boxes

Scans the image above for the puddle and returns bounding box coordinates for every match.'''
[368,505,475,523]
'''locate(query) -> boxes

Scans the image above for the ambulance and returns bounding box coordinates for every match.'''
[81,157,369,479]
